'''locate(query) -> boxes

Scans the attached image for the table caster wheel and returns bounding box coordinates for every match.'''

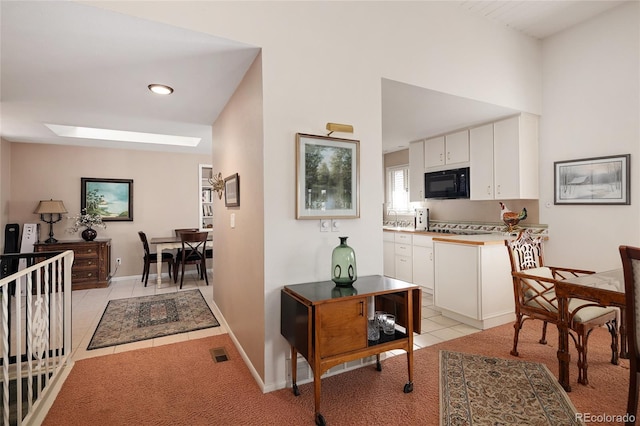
[292,384,300,396]
[376,361,382,372]
[315,413,326,426]
[403,382,414,393]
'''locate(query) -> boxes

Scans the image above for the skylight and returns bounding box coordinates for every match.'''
[45,124,201,147]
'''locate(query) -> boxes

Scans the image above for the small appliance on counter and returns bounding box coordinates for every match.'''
[415,208,429,231]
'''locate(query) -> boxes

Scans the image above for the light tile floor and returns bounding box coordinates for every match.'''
[71,277,480,362]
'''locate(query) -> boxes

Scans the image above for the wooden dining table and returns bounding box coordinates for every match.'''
[149,233,212,287]
[555,268,626,392]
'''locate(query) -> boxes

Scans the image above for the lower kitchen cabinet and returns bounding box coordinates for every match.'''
[394,233,412,283]
[412,235,434,293]
[34,239,111,290]
[383,231,434,293]
[383,232,395,277]
[433,240,513,329]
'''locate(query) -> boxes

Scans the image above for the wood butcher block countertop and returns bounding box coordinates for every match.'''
[383,228,514,246]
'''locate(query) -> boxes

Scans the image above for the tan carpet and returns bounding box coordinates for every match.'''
[44,322,629,425]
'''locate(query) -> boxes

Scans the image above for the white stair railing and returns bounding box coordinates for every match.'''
[0,250,73,426]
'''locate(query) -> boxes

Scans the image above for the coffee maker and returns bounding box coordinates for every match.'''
[415,208,429,231]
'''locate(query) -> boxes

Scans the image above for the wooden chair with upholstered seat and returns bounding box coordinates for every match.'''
[173,231,210,289]
[506,229,618,386]
[138,231,174,287]
[619,245,640,425]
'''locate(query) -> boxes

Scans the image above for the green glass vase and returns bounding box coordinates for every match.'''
[331,236,357,286]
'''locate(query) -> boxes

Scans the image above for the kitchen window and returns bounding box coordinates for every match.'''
[387,165,410,213]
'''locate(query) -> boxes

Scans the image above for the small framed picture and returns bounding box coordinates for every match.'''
[81,177,133,221]
[554,154,630,205]
[224,173,240,207]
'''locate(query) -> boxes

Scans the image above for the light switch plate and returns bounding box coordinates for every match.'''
[331,219,340,232]
[230,213,236,228]
[320,219,330,232]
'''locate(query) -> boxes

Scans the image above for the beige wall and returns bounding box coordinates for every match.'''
[540,2,640,270]
[212,55,265,380]
[0,138,11,249]
[8,142,210,277]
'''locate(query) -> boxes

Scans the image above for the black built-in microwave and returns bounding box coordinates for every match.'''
[424,167,470,199]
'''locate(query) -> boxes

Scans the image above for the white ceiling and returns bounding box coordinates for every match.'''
[0,1,625,155]
[0,1,260,154]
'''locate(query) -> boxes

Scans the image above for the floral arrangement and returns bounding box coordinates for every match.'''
[67,212,106,233]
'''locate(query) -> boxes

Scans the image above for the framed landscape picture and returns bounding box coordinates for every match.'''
[296,133,360,219]
[81,178,133,221]
[554,154,630,205]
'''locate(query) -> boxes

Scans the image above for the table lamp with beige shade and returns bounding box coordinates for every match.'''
[34,199,67,243]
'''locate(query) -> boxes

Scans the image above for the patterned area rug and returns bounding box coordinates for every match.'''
[87,289,219,350]
[440,350,583,426]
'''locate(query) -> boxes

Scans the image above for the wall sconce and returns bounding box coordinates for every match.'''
[208,172,225,200]
[34,199,68,243]
[326,122,354,136]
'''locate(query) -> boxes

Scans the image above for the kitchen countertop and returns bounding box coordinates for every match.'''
[383,227,513,246]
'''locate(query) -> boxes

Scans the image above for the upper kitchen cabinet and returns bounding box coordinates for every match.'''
[470,114,539,200]
[409,140,425,201]
[469,123,494,200]
[424,130,469,170]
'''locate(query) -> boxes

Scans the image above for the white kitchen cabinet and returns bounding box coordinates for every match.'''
[469,114,539,200]
[394,233,413,282]
[493,114,539,200]
[469,123,494,200]
[383,232,395,278]
[424,136,445,169]
[412,234,434,293]
[434,240,514,329]
[409,140,425,201]
[425,130,469,170]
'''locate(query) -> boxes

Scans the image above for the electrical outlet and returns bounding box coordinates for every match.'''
[116,258,122,265]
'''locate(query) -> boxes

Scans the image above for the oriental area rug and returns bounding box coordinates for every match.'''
[440,350,582,426]
[87,289,219,350]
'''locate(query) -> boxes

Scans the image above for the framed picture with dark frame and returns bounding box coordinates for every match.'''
[81,178,134,221]
[554,154,630,205]
[224,173,240,207]
[296,133,360,219]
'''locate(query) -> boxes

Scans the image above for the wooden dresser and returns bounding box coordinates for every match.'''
[34,239,111,290]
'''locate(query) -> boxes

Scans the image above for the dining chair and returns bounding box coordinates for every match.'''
[505,229,618,385]
[174,228,206,278]
[619,245,640,425]
[138,231,174,287]
[173,231,210,289]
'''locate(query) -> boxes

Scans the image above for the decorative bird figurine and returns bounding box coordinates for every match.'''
[499,202,527,233]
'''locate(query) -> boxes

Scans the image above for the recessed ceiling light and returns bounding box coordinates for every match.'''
[148,84,174,95]
[45,124,200,147]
